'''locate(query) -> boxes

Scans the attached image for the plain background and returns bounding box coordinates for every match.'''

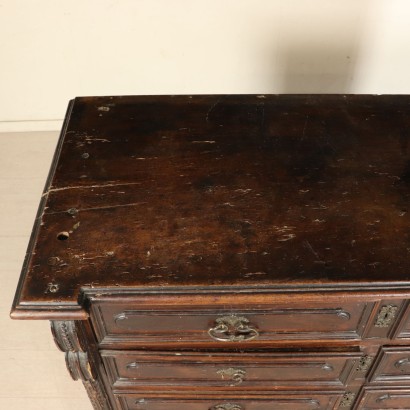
[1,1,410,408]
[2,0,410,132]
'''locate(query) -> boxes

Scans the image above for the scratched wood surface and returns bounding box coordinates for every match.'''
[12,95,410,312]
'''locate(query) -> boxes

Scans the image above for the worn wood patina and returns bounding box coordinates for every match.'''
[11,95,410,317]
[11,95,410,410]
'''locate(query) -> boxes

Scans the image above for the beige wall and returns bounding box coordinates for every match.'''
[1,0,410,131]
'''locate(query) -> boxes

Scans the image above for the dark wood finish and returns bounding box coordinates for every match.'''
[10,94,410,317]
[369,346,410,384]
[395,302,410,338]
[115,393,344,410]
[10,95,410,409]
[91,297,376,347]
[101,350,361,391]
[355,387,410,409]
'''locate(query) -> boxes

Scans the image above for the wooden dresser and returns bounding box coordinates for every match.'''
[11,95,410,409]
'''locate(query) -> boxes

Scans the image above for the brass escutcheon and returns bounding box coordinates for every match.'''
[216,367,246,385]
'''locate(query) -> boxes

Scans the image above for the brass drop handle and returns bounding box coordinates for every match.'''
[376,393,410,402]
[376,394,391,403]
[210,404,243,410]
[395,357,410,370]
[208,315,259,342]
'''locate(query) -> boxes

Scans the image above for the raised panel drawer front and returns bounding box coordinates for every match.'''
[369,346,410,384]
[396,303,410,338]
[116,394,343,410]
[91,297,376,347]
[102,350,361,391]
[355,387,410,409]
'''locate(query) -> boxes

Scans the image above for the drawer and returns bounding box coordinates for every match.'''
[116,393,344,410]
[369,346,410,384]
[395,302,410,338]
[102,350,361,391]
[355,387,410,409]
[91,297,375,347]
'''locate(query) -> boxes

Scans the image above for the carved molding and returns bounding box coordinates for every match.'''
[50,320,111,410]
[51,320,83,352]
[84,379,112,410]
[65,351,95,381]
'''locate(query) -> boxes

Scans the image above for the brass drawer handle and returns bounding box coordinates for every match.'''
[210,404,243,410]
[394,357,410,369]
[377,393,410,402]
[216,367,246,385]
[208,315,259,342]
[376,394,391,403]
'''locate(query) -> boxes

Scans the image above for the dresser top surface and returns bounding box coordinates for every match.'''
[12,94,410,316]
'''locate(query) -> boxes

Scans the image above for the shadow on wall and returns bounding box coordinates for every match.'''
[278,46,357,94]
[271,0,370,93]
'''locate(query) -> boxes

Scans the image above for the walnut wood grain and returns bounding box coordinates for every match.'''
[368,346,410,384]
[10,95,410,317]
[355,386,410,409]
[9,95,410,410]
[100,350,362,391]
[116,393,344,410]
[91,296,376,347]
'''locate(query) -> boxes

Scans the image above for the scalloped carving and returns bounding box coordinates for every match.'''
[50,320,111,410]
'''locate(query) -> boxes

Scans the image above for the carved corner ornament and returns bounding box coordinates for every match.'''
[51,321,111,410]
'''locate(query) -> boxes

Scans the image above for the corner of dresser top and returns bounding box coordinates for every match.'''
[10,99,80,321]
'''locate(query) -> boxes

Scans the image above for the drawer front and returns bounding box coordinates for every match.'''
[91,298,375,346]
[355,387,410,409]
[395,303,410,338]
[102,351,361,390]
[369,346,410,384]
[117,394,343,410]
